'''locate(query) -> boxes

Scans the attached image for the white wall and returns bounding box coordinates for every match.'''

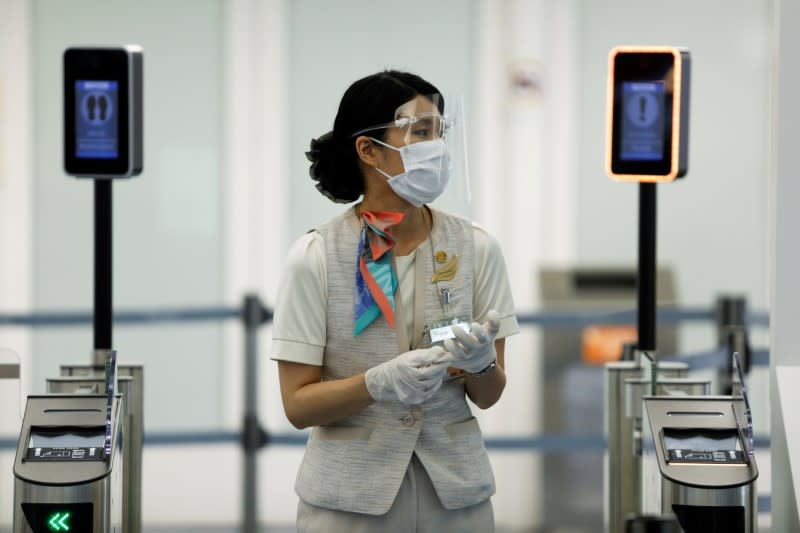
[0,0,33,422]
[0,0,32,525]
[770,0,800,528]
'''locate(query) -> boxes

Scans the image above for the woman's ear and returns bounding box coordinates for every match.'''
[354,135,378,166]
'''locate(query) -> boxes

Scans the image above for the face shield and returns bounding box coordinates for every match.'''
[352,94,470,214]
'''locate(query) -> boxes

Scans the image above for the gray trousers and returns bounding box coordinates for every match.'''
[296,454,495,533]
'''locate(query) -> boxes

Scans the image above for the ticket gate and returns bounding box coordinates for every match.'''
[12,394,123,533]
[605,356,704,532]
[641,396,758,532]
[47,375,139,533]
[57,361,143,533]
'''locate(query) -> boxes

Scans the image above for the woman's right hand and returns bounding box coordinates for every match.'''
[365,346,454,405]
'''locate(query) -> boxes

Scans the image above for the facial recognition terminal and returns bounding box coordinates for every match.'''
[64,46,143,178]
[606,47,690,182]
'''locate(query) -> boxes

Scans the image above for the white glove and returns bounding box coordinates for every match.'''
[444,310,501,374]
[365,346,454,405]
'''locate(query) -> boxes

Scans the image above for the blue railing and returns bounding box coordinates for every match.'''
[0,304,771,452]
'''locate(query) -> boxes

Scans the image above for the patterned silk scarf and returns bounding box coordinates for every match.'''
[354,210,405,336]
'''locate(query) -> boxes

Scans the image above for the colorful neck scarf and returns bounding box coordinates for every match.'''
[354,210,405,336]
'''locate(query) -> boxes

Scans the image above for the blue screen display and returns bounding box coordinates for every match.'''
[75,80,119,159]
[619,81,665,161]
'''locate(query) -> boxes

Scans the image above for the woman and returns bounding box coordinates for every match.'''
[271,70,519,532]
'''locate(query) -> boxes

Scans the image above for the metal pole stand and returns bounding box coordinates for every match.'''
[715,295,751,394]
[242,293,271,533]
[606,183,696,532]
[637,182,657,353]
[95,180,113,352]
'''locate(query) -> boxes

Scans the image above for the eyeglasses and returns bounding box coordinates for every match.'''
[352,112,454,140]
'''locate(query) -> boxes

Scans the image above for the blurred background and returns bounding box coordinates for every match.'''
[0,0,792,531]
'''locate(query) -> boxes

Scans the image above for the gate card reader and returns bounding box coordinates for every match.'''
[606,46,690,182]
[662,427,748,465]
[25,426,106,462]
[64,46,143,178]
[641,397,758,533]
[13,395,123,533]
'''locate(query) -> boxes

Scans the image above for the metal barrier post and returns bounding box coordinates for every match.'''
[242,294,270,533]
[59,360,144,533]
[715,295,751,394]
[605,352,689,533]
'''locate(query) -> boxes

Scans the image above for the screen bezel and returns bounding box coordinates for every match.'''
[608,50,680,180]
[64,48,130,176]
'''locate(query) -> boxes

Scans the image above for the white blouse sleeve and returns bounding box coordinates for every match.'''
[472,222,520,340]
[270,231,327,366]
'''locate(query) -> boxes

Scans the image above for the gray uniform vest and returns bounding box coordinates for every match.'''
[295,207,495,515]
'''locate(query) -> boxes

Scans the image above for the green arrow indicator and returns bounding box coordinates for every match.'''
[47,511,71,531]
[58,512,71,531]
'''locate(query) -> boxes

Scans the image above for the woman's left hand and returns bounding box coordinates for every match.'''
[444,310,500,374]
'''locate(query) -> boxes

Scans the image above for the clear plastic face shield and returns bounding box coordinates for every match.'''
[353,93,471,215]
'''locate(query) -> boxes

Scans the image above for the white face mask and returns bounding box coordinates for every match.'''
[371,138,451,207]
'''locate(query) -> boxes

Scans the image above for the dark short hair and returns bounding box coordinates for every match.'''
[306,70,443,203]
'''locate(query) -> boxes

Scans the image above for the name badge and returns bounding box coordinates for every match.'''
[426,316,472,346]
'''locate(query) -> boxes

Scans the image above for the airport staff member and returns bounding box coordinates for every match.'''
[271,70,519,532]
